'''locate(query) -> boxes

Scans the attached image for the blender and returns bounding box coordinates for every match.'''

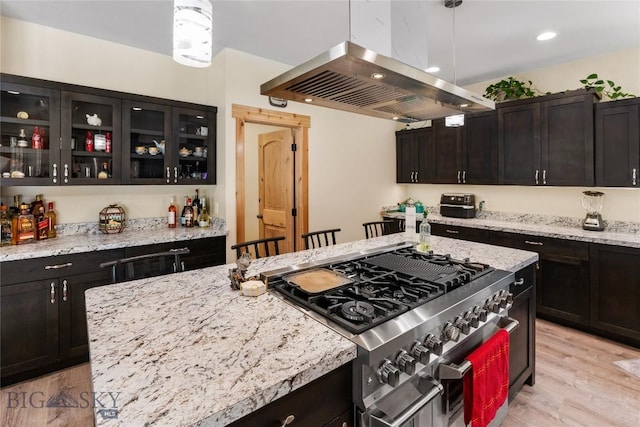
[581,191,605,231]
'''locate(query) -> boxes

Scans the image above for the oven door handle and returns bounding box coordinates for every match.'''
[438,316,519,380]
[369,377,444,427]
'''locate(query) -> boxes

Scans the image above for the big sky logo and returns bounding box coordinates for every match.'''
[5,388,120,420]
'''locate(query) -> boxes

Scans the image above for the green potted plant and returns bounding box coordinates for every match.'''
[484,77,540,102]
[579,74,635,100]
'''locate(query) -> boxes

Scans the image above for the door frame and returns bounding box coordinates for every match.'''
[232,104,310,251]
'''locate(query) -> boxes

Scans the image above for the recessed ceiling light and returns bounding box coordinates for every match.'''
[132,107,142,111]
[536,31,557,41]
[371,72,385,80]
[196,115,204,119]
[392,116,399,120]
[304,98,313,103]
[460,103,469,108]
[425,66,440,73]
[7,90,20,95]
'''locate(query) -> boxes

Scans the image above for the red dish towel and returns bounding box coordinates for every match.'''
[463,328,510,427]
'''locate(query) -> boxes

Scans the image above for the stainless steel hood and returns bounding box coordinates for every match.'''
[260,41,494,123]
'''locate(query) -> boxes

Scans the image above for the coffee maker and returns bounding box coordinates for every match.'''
[581,191,605,231]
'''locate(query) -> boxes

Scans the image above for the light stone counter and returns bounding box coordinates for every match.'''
[86,234,537,426]
[383,210,640,249]
[0,218,227,262]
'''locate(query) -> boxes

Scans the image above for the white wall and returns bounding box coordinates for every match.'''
[403,47,640,223]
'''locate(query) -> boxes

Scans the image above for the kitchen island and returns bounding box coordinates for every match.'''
[86,234,538,426]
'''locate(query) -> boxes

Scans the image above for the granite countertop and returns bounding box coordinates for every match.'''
[382,210,640,248]
[0,222,227,262]
[86,233,537,426]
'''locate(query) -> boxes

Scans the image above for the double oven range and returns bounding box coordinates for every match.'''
[261,242,517,427]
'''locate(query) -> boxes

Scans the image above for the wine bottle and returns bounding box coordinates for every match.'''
[168,197,177,228]
[180,196,188,226]
[198,197,210,227]
[192,188,201,218]
[184,198,194,228]
[416,213,431,253]
[46,202,57,239]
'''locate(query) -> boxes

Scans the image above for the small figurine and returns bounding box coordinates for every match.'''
[86,113,102,126]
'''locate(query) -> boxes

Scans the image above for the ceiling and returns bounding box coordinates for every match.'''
[1,0,639,86]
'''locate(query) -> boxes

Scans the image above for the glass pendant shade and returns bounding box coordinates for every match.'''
[173,0,213,68]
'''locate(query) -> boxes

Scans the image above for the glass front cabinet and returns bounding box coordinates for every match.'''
[0,74,216,187]
[0,82,61,186]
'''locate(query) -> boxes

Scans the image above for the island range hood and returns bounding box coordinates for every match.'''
[260,41,494,123]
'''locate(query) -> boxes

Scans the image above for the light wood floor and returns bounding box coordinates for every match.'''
[2,319,639,427]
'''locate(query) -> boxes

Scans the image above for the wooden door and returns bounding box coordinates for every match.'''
[259,129,294,254]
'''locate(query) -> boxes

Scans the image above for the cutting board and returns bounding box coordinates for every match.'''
[284,268,353,294]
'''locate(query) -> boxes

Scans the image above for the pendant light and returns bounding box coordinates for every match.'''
[173,0,213,68]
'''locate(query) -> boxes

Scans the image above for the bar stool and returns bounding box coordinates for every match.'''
[100,247,190,283]
[301,228,341,249]
[362,220,394,239]
[231,236,285,259]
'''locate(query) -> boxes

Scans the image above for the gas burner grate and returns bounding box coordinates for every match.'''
[364,254,460,282]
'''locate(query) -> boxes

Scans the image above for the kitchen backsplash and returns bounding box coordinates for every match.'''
[57,216,226,236]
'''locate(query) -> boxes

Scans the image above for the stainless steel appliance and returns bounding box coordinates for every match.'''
[581,190,605,231]
[262,243,516,427]
[440,193,476,219]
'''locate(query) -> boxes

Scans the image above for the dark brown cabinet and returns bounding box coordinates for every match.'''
[595,98,640,187]
[431,119,461,184]
[228,362,353,427]
[1,73,217,186]
[589,244,640,345]
[498,90,598,186]
[396,127,431,183]
[0,235,226,385]
[430,223,491,244]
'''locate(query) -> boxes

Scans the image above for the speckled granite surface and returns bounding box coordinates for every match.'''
[0,217,227,262]
[86,234,537,426]
[382,209,640,248]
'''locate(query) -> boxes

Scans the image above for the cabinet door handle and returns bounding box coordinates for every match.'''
[457,170,461,183]
[52,163,58,184]
[415,171,418,182]
[166,167,171,184]
[50,282,56,304]
[446,229,460,234]
[535,169,539,185]
[281,414,295,426]
[524,240,544,246]
[174,167,178,184]
[514,278,525,287]
[413,171,417,182]
[633,168,637,186]
[45,262,73,270]
[543,169,547,185]
[462,170,466,183]
[64,163,69,184]
[62,280,68,302]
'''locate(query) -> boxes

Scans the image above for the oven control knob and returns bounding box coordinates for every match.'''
[463,311,480,328]
[424,334,443,356]
[499,290,514,305]
[486,298,501,313]
[396,350,416,375]
[443,322,460,342]
[473,306,488,322]
[411,341,430,365]
[454,317,470,335]
[377,359,400,387]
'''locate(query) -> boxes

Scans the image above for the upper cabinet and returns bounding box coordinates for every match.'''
[396,127,431,183]
[0,74,217,186]
[0,82,61,186]
[498,90,598,186]
[594,98,639,187]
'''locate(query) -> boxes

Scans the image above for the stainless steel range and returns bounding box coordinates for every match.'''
[261,242,518,427]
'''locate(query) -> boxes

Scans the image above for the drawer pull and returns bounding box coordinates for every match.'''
[446,229,460,234]
[281,414,295,426]
[524,240,543,246]
[62,280,68,302]
[514,278,525,287]
[45,262,73,270]
[50,282,56,304]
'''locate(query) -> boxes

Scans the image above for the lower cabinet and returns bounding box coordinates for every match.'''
[589,244,640,345]
[228,362,353,427]
[430,223,491,244]
[508,264,536,401]
[0,235,226,385]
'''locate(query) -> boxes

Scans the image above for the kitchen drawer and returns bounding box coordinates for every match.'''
[511,263,535,298]
[490,231,589,261]
[431,223,491,244]
[0,249,125,286]
[228,362,352,427]
[124,236,225,271]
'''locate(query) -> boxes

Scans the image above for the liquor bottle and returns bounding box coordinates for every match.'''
[416,213,431,253]
[197,197,210,227]
[85,131,94,152]
[0,204,12,246]
[17,129,28,147]
[11,203,36,245]
[31,195,48,240]
[105,132,112,153]
[192,189,201,218]
[32,126,43,149]
[46,202,57,238]
[180,196,189,226]
[168,197,177,228]
[10,195,22,217]
[183,198,194,228]
[98,162,109,179]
